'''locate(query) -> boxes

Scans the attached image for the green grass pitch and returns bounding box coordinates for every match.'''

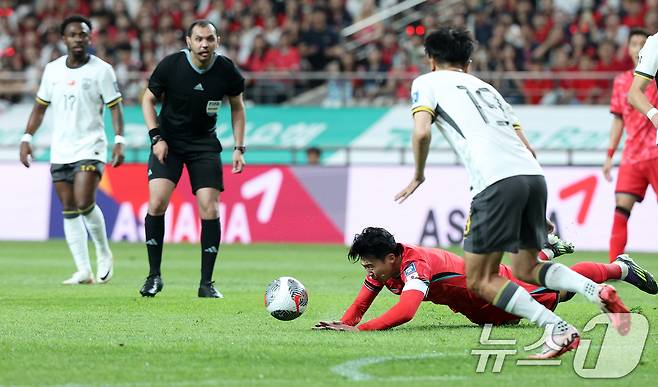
[0,241,656,386]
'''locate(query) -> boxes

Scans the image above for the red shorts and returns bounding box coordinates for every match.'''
[615,158,658,202]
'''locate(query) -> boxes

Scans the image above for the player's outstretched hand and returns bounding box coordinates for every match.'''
[112,143,125,167]
[232,149,245,174]
[602,157,613,182]
[394,176,425,204]
[19,142,32,168]
[153,140,168,165]
[313,321,358,332]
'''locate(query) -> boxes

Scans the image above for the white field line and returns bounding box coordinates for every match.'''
[330,352,467,381]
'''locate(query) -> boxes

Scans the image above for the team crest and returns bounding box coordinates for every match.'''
[82,78,92,90]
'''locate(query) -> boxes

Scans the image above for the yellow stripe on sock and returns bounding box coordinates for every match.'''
[492,280,512,306]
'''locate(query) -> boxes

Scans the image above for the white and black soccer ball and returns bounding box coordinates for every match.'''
[264,276,308,321]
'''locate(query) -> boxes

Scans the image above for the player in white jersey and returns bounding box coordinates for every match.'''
[19,15,125,285]
[394,27,629,358]
[629,31,658,130]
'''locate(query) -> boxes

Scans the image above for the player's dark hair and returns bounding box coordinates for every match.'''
[424,26,475,67]
[187,20,218,37]
[629,28,650,42]
[348,227,403,262]
[60,15,92,35]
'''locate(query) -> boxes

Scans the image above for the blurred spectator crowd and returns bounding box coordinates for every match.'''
[0,0,656,106]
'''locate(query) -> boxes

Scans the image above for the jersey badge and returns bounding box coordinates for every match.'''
[412,90,419,104]
[194,83,205,91]
[404,262,419,280]
[82,78,92,90]
[206,100,221,116]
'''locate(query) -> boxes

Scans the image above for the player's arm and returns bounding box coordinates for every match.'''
[142,88,167,164]
[228,93,246,174]
[603,116,623,182]
[356,280,427,331]
[394,110,432,203]
[628,75,658,128]
[98,66,125,167]
[513,124,537,159]
[109,102,125,167]
[19,102,48,168]
[629,36,658,131]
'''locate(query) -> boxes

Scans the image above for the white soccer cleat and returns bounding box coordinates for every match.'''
[96,253,114,284]
[529,325,581,359]
[62,271,95,285]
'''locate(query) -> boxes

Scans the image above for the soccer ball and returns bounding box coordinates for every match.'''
[264,276,308,321]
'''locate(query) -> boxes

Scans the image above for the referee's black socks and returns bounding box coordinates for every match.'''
[145,214,165,277]
[200,218,221,283]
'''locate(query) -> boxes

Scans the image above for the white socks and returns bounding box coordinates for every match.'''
[542,263,600,303]
[498,282,566,332]
[81,204,112,259]
[63,215,91,274]
[612,261,629,280]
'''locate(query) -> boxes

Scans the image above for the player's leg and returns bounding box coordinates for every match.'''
[52,163,93,284]
[463,175,575,356]
[610,162,647,261]
[610,194,637,261]
[72,160,113,283]
[188,152,224,298]
[520,176,630,338]
[140,151,183,297]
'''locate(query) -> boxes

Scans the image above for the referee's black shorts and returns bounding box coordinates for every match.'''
[147,150,224,193]
[463,175,547,254]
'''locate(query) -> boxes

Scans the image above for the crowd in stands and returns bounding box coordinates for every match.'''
[0,0,656,105]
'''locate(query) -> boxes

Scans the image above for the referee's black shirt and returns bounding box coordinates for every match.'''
[148,49,245,153]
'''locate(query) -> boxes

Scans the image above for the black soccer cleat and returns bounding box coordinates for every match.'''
[198,281,224,298]
[545,234,575,259]
[615,254,658,295]
[140,275,164,297]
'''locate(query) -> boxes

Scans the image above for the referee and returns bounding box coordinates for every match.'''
[139,20,246,298]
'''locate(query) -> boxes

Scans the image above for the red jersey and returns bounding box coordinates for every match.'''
[610,70,658,165]
[341,244,553,329]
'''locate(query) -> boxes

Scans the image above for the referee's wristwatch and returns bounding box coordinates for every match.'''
[148,127,164,147]
[234,146,246,154]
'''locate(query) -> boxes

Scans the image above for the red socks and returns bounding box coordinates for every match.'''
[609,206,630,262]
[570,261,622,283]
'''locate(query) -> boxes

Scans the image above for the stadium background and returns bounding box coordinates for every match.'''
[1,0,657,250]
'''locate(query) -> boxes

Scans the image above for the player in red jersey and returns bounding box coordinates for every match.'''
[315,228,655,333]
[604,28,658,262]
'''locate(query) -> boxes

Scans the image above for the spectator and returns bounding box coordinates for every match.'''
[324,60,353,107]
[299,7,339,71]
[306,147,322,165]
